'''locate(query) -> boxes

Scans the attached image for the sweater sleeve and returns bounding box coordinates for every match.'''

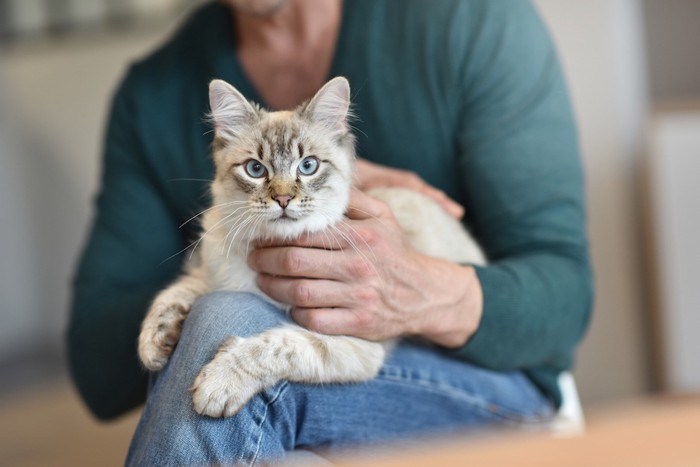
[450,1,593,372]
[67,71,184,420]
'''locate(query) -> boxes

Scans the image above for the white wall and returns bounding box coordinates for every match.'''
[1,1,655,404]
[0,29,172,360]
[648,110,700,392]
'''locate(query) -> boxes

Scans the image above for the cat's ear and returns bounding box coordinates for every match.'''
[304,77,351,131]
[208,79,257,140]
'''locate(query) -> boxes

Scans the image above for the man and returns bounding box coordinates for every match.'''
[68,0,593,464]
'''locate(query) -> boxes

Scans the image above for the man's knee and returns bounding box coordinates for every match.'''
[185,291,288,339]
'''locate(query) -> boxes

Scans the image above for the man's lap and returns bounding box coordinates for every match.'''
[126,292,553,466]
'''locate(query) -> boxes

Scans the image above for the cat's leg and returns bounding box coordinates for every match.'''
[192,326,390,418]
[138,270,208,371]
[128,292,298,466]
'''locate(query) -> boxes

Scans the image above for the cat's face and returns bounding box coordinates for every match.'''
[208,77,355,239]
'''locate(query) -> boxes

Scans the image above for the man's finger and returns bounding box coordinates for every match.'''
[254,230,347,250]
[256,276,354,309]
[249,246,360,280]
[290,307,365,337]
[345,189,392,220]
[420,186,465,219]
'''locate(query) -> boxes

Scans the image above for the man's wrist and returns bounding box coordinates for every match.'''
[417,262,483,349]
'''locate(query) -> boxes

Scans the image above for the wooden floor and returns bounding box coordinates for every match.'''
[0,380,140,467]
[2,380,698,467]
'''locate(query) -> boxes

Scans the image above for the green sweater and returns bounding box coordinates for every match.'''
[69,0,592,420]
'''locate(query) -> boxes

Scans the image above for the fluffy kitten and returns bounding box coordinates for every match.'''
[138,77,486,418]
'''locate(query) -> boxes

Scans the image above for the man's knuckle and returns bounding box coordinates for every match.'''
[355,227,378,246]
[356,286,378,304]
[282,249,303,272]
[354,310,375,331]
[307,312,328,333]
[350,258,375,278]
[376,201,392,218]
[406,172,423,186]
[292,282,313,306]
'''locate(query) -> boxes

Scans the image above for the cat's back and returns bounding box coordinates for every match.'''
[367,188,486,266]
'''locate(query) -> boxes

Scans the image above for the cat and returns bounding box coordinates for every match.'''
[138,77,486,418]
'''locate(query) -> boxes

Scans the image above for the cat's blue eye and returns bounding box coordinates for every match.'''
[298,156,319,176]
[244,160,267,178]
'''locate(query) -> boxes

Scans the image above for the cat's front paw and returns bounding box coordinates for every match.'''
[138,302,187,371]
[191,337,271,418]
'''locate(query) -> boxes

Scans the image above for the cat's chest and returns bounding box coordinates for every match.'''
[199,230,287,310]
[204,248,257,292]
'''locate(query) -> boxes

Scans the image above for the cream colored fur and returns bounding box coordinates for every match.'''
[138,77,486,418]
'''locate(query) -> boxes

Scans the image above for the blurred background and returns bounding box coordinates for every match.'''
[1,0,699,464]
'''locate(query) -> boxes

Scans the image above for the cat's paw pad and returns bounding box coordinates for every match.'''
[138,303,186,371]
[191,337,266,418]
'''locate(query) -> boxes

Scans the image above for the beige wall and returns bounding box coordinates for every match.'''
[534,0,651,403]
[1,1,655,404]
[644,0,700,101]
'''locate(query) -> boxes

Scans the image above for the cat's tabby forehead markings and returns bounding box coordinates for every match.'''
[260,118,303,171]
[212,137,228,153]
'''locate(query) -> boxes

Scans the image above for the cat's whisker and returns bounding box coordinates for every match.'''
[159,241,197,265]
[189,208,245,259]
[180,200,249,229]
[347,205,390,227]
[335,217,380,264]
[221,211,257,257]
[160,208,249,265]
[319,226,340,270]
[223,210,266,259]
[226,216,259,259]
[168,178,214,183]
[320,213,379,274]
[323,220,345,252]
[244,215,267,257]
[314,201,382,264]
[312,206,378,274]
[314,194,390,227]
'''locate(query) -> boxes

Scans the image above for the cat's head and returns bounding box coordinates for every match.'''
[207,77,355,239]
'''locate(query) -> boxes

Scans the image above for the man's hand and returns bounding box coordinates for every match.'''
[354,159,465,219]
[248,190,483,347]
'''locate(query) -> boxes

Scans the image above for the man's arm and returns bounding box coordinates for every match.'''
[449,0,593,372]
[68,72,184,420]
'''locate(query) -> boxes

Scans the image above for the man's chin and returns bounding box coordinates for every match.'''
[219,0,290,17]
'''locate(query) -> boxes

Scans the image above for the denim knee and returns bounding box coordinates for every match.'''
[184,291,288,341]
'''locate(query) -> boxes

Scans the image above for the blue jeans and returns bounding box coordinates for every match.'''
[126,292,553,466]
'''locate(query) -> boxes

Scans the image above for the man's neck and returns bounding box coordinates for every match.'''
[233,0,342,53]
[229,0,344,109]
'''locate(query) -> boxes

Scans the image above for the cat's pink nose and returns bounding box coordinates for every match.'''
[274,195,292,209]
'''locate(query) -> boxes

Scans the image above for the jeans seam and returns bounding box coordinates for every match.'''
[249,382,290,466]
[377,368,553,424]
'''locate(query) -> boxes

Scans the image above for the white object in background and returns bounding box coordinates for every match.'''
[648,109,700,393]
[131,0,178,17]
[68,0,106,26]
[550,372,585,437]
[8,0,47,36]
